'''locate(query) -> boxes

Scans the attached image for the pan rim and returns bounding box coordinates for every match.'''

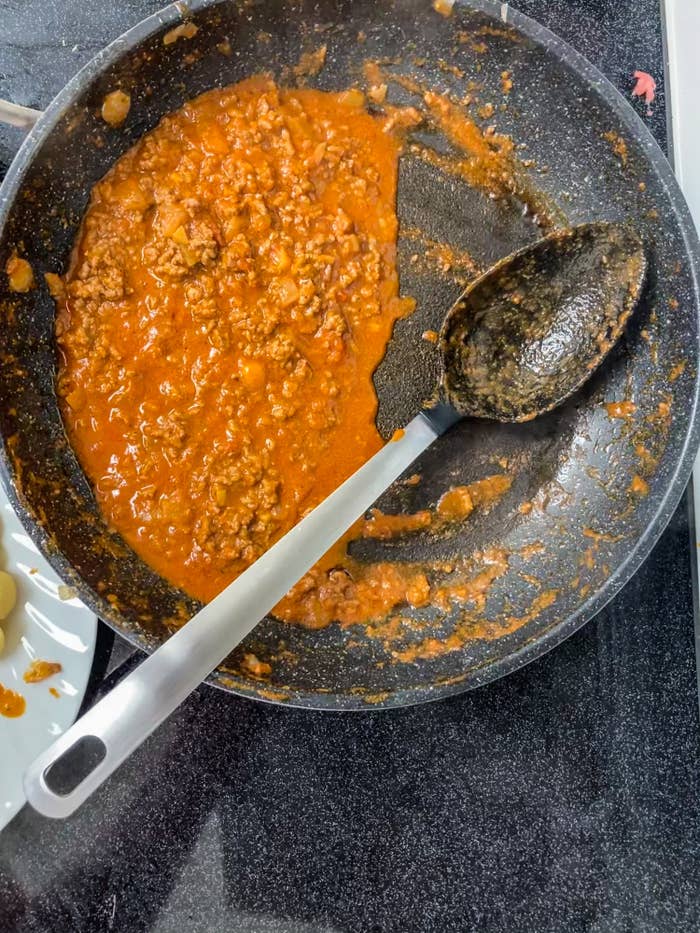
[0,0,698,711]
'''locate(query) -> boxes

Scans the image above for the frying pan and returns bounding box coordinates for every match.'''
[0,0,698,711]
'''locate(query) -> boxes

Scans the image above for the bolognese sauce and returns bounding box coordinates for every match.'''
[56,77,415,607]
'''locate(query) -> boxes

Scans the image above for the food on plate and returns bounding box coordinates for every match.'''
[23,659,63,683]
[0,682,25,718]
[0,570,17,620]
[0,569,17,655]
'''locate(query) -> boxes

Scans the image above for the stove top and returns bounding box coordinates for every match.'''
[1,2,699,931]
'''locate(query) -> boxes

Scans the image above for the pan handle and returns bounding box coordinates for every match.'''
[0,99,42,130]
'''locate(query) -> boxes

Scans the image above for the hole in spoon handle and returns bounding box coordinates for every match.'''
[43,735,107,796]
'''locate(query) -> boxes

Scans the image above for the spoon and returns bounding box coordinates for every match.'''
[24,221,646,817]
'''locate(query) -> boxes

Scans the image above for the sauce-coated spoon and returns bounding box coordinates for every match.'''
[440,221,646,422]
[24,221,646,817]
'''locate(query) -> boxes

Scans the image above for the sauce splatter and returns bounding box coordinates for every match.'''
[241,653,272,678]
[401,225,481,281]
[391,585,557,663]
[629,474,649,496]
[647,398,672,426]
[669,361,686,382]
[459,474,512,507]
[437,486,475,521]
[582,529,623,544]
[362,508,432,539]
[293,45,327,79]
[422,89,516,198]
[605,400,636,420]
[163,21,198,46]
[634,443,656,472]
[361,474,512,539]
[603,131,628,166]
[433,0,455,17]
[0,683,26,718]
[23,660,63,683]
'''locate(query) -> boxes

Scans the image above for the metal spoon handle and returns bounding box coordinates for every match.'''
[24,413,440,818]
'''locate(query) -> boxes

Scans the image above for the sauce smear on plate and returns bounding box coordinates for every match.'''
[0,682,26,718]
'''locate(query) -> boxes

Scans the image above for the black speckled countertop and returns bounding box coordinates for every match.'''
[1,1,699,931]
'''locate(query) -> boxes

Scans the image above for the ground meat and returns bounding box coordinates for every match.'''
[56,76,413,606]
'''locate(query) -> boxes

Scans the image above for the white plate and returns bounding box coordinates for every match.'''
[0,494,97,830]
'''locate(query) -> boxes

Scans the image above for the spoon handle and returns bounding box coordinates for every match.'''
[23,413,440,818]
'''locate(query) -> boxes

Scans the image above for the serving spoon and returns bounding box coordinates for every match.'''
[24,221,646,817]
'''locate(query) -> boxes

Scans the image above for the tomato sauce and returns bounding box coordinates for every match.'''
[23,660,62,683]
[0,682,26,718]
[57,77,413,606]
[55,75,545,646]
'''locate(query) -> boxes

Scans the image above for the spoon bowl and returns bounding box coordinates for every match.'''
[439,222,647,422]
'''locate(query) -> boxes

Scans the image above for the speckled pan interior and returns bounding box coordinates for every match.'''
[0,0,698,709]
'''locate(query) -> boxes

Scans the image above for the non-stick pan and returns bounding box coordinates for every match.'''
[0,0,698,710]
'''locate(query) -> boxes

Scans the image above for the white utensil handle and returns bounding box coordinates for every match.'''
[24,413,439,818]
[0,99,42,129]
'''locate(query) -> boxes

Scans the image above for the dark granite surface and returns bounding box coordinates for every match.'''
[1,1,699,931]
